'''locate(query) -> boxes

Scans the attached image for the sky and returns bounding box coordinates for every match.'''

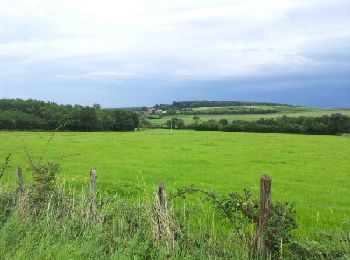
[0,0,349,108]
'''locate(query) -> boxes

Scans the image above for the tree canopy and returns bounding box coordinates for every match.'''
[190,114,350,135]
[0,99,139,131]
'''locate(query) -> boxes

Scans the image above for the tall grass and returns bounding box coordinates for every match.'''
[1,177,349,259]
[0,181,252,259]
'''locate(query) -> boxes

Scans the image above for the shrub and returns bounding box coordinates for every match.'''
[171,186,298,258]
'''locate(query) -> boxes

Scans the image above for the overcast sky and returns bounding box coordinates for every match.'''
[1,0,349,107]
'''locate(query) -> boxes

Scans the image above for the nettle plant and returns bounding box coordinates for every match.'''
[0,154,14,225]
[24,148,61,214]
[0,153,12,180]
[22,131,79,215]
[171,186,298,257]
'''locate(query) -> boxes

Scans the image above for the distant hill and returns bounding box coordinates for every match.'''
[170,100,290,108]
[150,100,290,110]
[109,100,292,111]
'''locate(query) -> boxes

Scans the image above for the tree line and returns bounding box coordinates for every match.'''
[166,114,350,135]
[152,100,288,110]
[0,99,139,131]
[169,100,288,109]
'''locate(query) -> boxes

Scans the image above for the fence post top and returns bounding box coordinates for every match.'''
[261,174,271,181]
[90,169,97,178]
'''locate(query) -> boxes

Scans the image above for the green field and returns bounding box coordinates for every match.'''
[1,130,349,238]
[149,107,350,126]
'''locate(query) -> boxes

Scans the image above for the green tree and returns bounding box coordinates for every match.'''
[328,113,350,134]
[193,115,201,125]
[219,118,228,126]
[166,117,185,129]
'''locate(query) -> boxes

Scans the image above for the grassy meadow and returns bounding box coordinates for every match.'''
[0,129,349,239]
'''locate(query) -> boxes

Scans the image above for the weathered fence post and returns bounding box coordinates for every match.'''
[89,169,97,217]
[158,183,166,212]
[254,174,272,257]
[156,183,171,243]
[17,166,24,191]
[156,183,174,250]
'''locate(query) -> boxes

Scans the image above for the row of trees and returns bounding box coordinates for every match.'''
[164,114,350,135]
[170,100,287,109]
[0,99,139,131]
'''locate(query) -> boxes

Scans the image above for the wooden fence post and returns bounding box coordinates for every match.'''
[156,183,169,241]
[17,166,24,191]
[158,183,166,211]
[89,169,97,217]
[254,174,272,257]
[155,183,174,250]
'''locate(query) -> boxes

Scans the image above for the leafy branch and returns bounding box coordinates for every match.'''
[0,153,12,180]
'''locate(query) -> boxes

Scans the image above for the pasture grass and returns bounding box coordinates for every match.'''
[0,129,349,239]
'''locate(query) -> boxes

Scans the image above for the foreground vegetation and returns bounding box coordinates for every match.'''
[2,178,346,259]
[0,167,300,259]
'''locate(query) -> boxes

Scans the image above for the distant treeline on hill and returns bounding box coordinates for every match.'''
[0,99,139,131]
[154,100,289,110]
[184,114,350,135]
[177,108,278,115]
